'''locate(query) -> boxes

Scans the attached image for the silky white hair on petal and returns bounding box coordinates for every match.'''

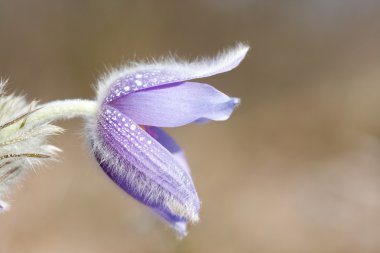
[95,43,250,104]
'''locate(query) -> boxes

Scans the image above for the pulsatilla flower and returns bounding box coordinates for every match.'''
[0,44,248,237]
[87,44,249,236]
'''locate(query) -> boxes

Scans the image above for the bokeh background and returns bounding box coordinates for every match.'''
[1,1,380,252]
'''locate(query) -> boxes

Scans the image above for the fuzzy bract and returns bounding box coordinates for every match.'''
[0,81,62,209]
[87,44,249,236]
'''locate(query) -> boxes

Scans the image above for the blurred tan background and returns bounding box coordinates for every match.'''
[1,0,380,252]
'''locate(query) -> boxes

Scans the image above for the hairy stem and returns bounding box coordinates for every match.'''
[33,99,98,123]
[1,99,98,136]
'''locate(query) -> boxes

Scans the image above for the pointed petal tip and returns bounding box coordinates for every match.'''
[204,42,249,76]
[171,212,199,238]
[0,200,9,212]
[218,96,241,121]
[232,97,241,106]
[221,42,250,67]
[173,212,199,238]
[173,221,188,238]
[234,42,250,57]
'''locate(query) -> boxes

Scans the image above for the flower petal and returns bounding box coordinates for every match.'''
[98,43,249,104]
[143,126,191,173]
[92,105,200,235]
[109,82,240,127]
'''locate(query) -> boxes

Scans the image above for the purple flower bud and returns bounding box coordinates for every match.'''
[87,44,249,236]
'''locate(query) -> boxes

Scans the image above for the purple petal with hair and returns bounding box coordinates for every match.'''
[103,43,249,103]
[143,126,191,173]
[94,105,200,235]
[109,82,240,127]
